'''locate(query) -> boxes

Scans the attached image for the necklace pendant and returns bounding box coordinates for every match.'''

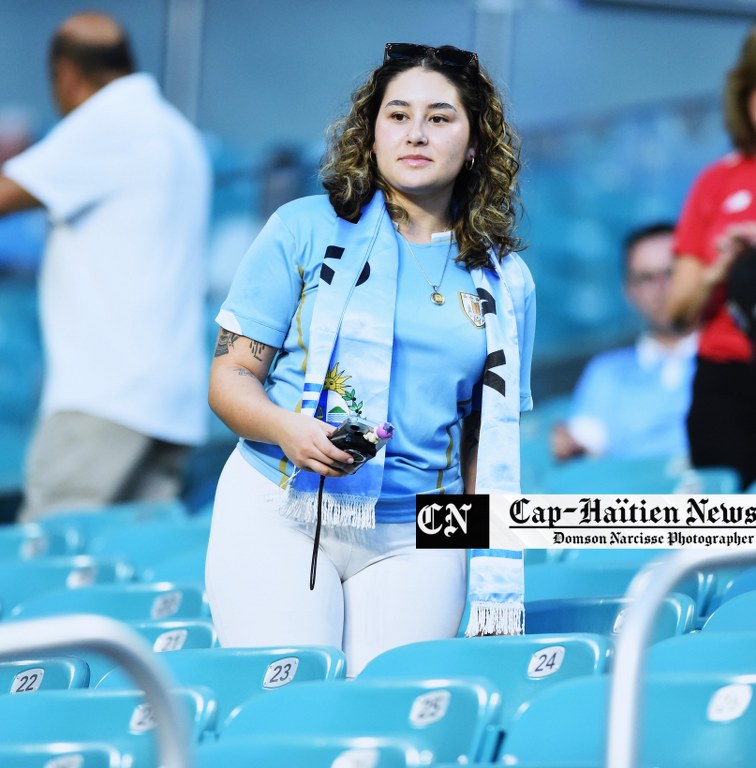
[431,290,445,305]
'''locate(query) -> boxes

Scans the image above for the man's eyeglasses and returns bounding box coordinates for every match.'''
[626,268,674,287]
[384,43,479,71]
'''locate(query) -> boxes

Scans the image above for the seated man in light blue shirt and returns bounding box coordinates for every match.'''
[551,223,697,461]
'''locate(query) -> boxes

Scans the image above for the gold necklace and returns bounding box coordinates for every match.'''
[403,234,453,305]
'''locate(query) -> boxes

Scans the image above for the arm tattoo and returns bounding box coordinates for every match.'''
[214,329,240,358]
[249,339,267,362]
[233,367,255,379]
[215,330,268,362]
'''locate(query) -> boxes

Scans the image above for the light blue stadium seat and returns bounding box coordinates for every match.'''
[37,499,188,554]
[97,645,346,725]
[0,687,216,765]
[0,522,70,560]
[145,546,206,587]
[541,456,739,494]
[128,619,218,652]
[499,673,756,767]
[705,565,755,616]
[0,655,90,693]
[524,561,713,615]
[0,555,133,614]
[84,517,211,580]
[702,591,756,633]
[78,618,219,687]
[647,631,756,676]
[9,581,208,622]
[525,593,696,643]
[221,677,501,764]
[0,741,125,768]
[709,565,756,607]
[197,734,429,767]
[359,634,610,756]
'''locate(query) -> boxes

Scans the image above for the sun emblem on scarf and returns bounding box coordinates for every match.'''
[318,362,363,420]
[324,363,351,395]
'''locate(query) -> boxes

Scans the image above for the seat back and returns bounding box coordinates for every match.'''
[500,673,756,767]
[197,734,428,767]
[525,561,713,612]
[703,590,756,632]
[0,655,90,693]
[37,500,187,553]
[0,523,69,561]
[525,593,696,643]
[0,687,215,760]
[222,677,501,764]
[0,556,133,613]
[0,741,124,768]
[9,581,207,622]
[81,619,219,687]
[98,645,346,725]
[647,631,756,675]
[359,633,611,746]
[86,518,210,579]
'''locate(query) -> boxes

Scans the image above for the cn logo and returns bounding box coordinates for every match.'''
[417,502,470,537]
[415,494,490,549]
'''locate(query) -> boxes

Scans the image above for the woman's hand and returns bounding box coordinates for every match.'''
[276,411,355,477]
[711,221,756,284]
[209,329,357,478]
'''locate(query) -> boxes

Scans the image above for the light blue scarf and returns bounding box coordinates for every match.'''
[285,191,528,635]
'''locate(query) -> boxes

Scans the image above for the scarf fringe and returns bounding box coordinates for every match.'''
[464,600,524,637]
[281,489,376,529]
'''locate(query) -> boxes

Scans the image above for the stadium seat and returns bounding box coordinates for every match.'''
[541,456,739,494]
[647,630,756,676]
[84,517,211,579]
[499,673,756,767]
[9,581,208,622]
[0,687,216,765]
[220,677,501,764]
[37,499,188,554]
[524,593,696,642]
[97,645,346,725]
[0,522,69,560]
[128,619,218,652]
[702,591,756,633]
[197,734,429,767]
[524,561,713,615]
[78,618,219,687]
[359,633,610,756]
[0,555,133,613]
[143,545,206,587]
[0,655,90,692]
[0,741,125,768]
[709,565,756,606]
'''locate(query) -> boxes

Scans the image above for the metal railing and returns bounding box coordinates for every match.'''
[0,613,193,768]
[606,547,756,768]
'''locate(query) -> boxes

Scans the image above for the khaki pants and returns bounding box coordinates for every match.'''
[19,411,188,522]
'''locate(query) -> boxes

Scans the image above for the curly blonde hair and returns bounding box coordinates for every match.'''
[320,51,523,269]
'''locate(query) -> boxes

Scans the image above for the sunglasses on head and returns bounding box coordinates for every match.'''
[383,43,479,71]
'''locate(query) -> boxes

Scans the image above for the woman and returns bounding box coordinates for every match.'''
[205,43,535,675]
[665,27,756,490]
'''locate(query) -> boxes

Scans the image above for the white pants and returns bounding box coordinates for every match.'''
[205,449,467,676]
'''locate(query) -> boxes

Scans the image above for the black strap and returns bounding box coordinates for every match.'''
[309,475,326,590]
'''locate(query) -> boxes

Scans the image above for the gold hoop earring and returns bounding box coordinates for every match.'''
[465,156,475,171]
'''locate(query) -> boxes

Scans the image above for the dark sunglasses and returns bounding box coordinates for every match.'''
[383,43,479,71]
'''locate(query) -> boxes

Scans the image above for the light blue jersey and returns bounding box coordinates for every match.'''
[568,334,696,459]
[217,195,531,522]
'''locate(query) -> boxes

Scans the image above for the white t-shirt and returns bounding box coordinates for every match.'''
[4,74,211,445]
